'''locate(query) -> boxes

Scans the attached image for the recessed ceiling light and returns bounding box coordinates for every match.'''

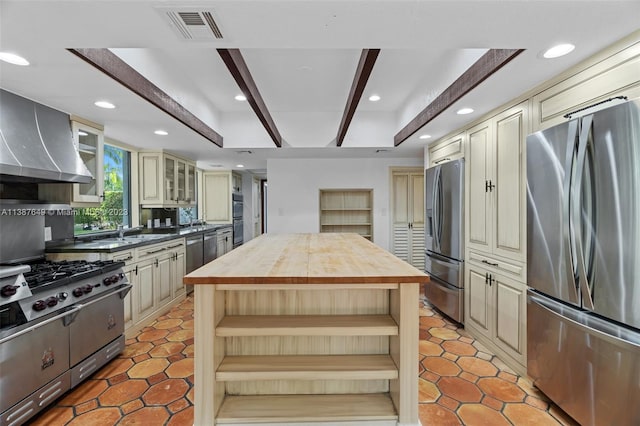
[368,94,381,102]
[543,43,575,59]
[457,107,474,115]
[94,101,115,109]
[78,131,89,136]
[0,52,29,66]
[419,134,432,140]
[235,94,247,101]
[236,164,245,168]
[154,130,168,136]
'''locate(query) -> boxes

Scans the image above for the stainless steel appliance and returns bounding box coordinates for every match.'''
[185,234,204,274]
[0,89,92,183]
[424,158,464,323]
[203,230,217,264]
[0,203,131,425]
[0,259,130,425]
[232,193,243,248]
[526,99,640,426]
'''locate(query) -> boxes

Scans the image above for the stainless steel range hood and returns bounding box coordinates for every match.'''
[0,89,93,183]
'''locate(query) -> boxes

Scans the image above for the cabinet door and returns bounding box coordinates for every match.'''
[466,121,492,253]
[429,132,464,167]
[140,153,163,204]
[72,122,104,204]
[494,274,526,362]
[122,263,137,330]
[137,259,155,320]
[164,156,177,205]
[467,266,491,339]
[156,253,173,306]
[410,173,425,270]
[203,172,232,223]
[176,159,187,203]
[186,164,196,205]
[493,103,527,261]
[173,250,186,297]
[391,170,424,269]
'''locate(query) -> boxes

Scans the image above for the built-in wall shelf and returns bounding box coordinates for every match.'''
[319,189,373,241]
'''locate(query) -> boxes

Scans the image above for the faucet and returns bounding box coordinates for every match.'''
[117,224,124,241]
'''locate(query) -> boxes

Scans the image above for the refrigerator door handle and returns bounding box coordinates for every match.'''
[562,120,580,304]
[432,167,441,253]
[426,250,460,265]
[573,115,595,310]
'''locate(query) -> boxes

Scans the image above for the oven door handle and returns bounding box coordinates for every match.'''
[75,284,133,312]
[0,305,82,345]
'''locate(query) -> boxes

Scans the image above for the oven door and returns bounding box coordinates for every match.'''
[69,285,131,367]
[0,308,76,413]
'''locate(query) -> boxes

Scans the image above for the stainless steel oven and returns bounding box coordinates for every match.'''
[0,260,130,425]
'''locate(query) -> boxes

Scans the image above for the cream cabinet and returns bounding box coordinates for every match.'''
[172,248,186,297]
[319,189,373,241]
[216,228,233,257]
[39,119,104,207]
[465,260,526,373]
[48,237,187,335]
[391,170,424,269]
[532,40,640,131]
[466,101,528,264]
[203,171,233,224]
[428,132,464,167]
[139,151,196,207]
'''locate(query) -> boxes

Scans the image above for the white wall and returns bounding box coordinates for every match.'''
[267,157,423,251]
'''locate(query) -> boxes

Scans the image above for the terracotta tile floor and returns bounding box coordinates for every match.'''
[27,295,579,426]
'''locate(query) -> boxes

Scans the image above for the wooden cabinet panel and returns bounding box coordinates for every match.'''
[465,102,527,263]
[496,279,524,355]
[156,254,173,306]
[428,132,464,167]
[494,106,527,259]
[173,250,186,297]
[139,152,196,207]
[467,267,490,338]
[204,172,233,223]
[137,259,155,321]
[391,170,424,269]
[465,260,526,372]
[467,123,491,251]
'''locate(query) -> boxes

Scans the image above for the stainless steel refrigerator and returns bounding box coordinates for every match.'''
[526,99,640,426]
[424,158,465,323]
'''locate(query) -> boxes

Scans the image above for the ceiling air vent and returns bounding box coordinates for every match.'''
[158,7,224,40]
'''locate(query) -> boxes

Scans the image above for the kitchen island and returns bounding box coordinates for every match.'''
[184,233,429,426]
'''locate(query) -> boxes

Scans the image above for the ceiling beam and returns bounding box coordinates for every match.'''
[217,48,283,148]
[336,49,380,147]
[68,48,223,148]
[394,48,524,146]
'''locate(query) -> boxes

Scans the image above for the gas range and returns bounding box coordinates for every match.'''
[0,258,131,424]
[1,260,126,325]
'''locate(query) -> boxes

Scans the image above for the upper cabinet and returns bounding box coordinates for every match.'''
[40,118,104,207]
[202,171,233,224]
[466,101,529,264]
[139,151,196,208]
[428,132,464,168]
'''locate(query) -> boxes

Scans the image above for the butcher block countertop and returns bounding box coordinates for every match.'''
[183,232,429,285]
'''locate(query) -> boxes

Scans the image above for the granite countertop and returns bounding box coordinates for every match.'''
[47,224,233,253]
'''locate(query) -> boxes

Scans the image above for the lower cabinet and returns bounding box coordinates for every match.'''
[156,252,173,307]
[121,262,138,330]
[217,228,233,257]
[465,261,526,373]
[136,258,156,322]
[172,249,186,297]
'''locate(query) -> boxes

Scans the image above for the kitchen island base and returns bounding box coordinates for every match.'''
[187,234,428,426]
[195,284,419,425]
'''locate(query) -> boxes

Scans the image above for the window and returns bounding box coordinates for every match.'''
[74,144,131,234]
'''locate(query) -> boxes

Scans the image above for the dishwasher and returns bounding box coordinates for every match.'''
[185,234,204,294]
[203,230,217,264]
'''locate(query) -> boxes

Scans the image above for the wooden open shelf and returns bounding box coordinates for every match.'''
[216,394,398,424]
[216,354,398,381]
[319,189,373,241]
[216,315,399,337]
